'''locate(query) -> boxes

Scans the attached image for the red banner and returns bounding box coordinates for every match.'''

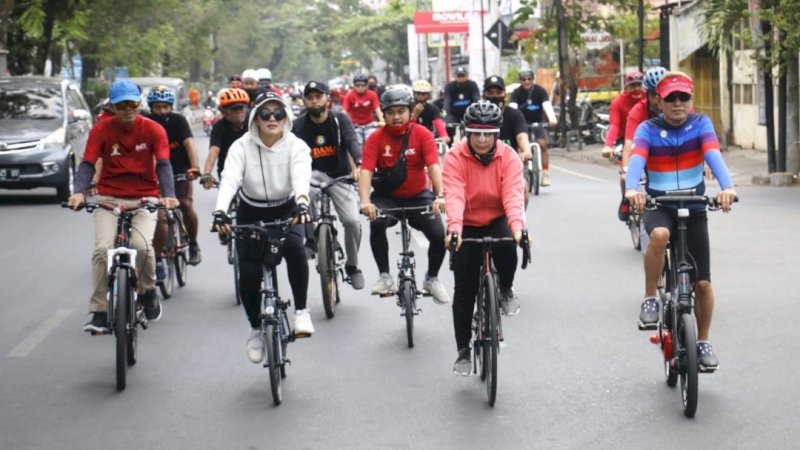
[413,11,469,34]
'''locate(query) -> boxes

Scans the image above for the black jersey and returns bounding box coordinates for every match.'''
[209,118,248,175]
[443,80,480,121]
[499,107,528,153]
[510,84,549,124]
[292,111,361,176]
[145,112,193,173]
[414,102,442,134]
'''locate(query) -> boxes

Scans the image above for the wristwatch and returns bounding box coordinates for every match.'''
[435,193,445,199]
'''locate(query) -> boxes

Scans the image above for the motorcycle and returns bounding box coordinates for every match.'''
[202,107,217,136]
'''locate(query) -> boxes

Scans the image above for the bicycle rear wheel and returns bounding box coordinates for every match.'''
[679,313,698,417]
[483,273,499,406]
[114,268,129,391]
[127,278,138,367]
[174,215,188,287]
[401,280,415,348]
[232,239,241,305]
[264,323,282,405]
[317,224,338,319]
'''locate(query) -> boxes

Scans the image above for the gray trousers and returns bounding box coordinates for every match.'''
[309,171,361,268]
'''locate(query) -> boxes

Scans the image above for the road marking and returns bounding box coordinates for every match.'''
[549,163,609,183]
[7,308,73,358]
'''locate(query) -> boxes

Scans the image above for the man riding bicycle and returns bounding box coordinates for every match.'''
[67,79,179,332]
[625,72,737,371]
[358,87,450,305]
[144,86,203,272]
[410,79,449,146]
[509,68,557,187]
[343,72,384,147]
[442,100,527,375]
[292,80,365,289]
[201,88,250,188]
[443,67,480,143]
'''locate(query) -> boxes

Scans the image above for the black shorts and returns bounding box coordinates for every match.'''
[644,207,711,282]
[528,125,548,143]
[174,178,193,201]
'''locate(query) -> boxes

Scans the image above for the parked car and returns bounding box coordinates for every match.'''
[0,76,93,201]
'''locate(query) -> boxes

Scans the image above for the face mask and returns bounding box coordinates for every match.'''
[368,83,377,90]
[386,122,411,135]
[244,88,259,101]
[308,105,326,117]
[485,96,505,109]
[467,141,496,166]
[150,114,170,126]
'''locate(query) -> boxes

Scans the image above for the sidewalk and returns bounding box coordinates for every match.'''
[554,143,796,188]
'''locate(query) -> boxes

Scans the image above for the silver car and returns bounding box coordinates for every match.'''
[0,76,93,201]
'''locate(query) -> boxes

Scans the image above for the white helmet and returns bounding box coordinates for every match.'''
[256,68,272,81]
[241,69,258,81]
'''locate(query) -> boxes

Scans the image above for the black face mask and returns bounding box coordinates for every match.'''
[150,114,170,126]
[244,88,259,101]
[308,105,326,117]
[485,96,505,109]
[467,141,496,166]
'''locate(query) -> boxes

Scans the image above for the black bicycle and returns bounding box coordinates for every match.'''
[645,189,736,417]
[209,179,242,306]
[614,147,644,250]
[158,178,190,299]
[310,175,354,319]
[231,219,308,405]
[449,232,531,406]
[375,205,434,348]
[63,199,161,390]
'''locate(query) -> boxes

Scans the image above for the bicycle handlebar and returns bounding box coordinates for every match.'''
[61,198,163,214]
[448,230,531,270]
[376,205,433,219]
[310,174,354,190]
[230,219,294,237]
[646,191,739,211]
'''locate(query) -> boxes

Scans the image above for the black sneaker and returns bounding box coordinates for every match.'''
[453,348,471,376]
[697,341,719,371]
[140,289,162,322]
[189,242,202,266]
[638,297,659,330]
[345,265,365,290]
[83,312,109,334]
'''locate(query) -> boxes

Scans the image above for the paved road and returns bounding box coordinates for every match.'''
[1,137,798,449]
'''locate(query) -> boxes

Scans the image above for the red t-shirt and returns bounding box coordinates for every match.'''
[361,124,439,199]
[605,90,646,146]
[624,98,654,141]
[83,115,170,198]
[343,89,380,125]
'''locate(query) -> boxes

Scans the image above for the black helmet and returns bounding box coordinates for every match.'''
[380,87,413,111]
[463,100,503,129]
[353,72,369,83]
[519,68,534,80]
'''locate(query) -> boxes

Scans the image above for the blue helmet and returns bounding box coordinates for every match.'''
[146,85,175,106]
[643,67,668,93]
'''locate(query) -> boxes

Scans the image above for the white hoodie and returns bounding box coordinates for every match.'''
[215,96,311,212]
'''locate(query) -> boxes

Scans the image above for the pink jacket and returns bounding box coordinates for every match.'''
[442,139,525,234]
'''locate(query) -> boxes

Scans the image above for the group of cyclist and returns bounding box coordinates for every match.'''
[67,62,736,376]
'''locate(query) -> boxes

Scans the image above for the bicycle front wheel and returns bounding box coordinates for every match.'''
[114,268,129,391]
[629,213,642,250]
[483,273,499,406]
[401,280,415,348]
[232,239,241,305]
[679,313,698,417]
[264,324,282,405]
[317,224,338,319]
[174,214,188,287]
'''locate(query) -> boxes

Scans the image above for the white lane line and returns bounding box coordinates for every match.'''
[7,308,73,358]
[549,163,609,183]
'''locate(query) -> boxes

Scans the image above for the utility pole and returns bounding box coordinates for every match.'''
[637,0,645,71]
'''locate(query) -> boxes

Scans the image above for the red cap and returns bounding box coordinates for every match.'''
[657,72,694,98]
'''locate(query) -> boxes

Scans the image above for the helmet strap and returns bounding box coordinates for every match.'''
[467,141,496,167]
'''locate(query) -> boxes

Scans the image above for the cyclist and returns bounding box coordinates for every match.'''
[601,69,645,159]
[625,72,737,370]
[212,91,314,364]
[66,79,179,332]
[443,66,480,142]
[483,75,533,208]
[358,87,450,305]
[442,100,526,374]
[241,69,260,107]
[292,80,365,289]
[367,74,385,98]
[256,67,276,94]
[343,72,384,147]
[509,68,558,186]
[410,79,449,145]
[144,86,203,271]
[201,88,250,188]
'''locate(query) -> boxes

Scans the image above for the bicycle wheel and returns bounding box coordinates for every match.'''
[401,280,415,348]
[227,236,235,265]
[264,324,282,405]
[533,170,540,196]
[679,313,698,417]
[629,213,641,250]
[232,239,241,305]
[317,224,338,319]
[663,304,678,387]
[483,273,499,406]
[114,268,129,391]
[174,214,188,287]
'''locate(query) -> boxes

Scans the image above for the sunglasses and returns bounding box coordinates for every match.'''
[663,92,692,103]
[114,100,140,110]
[257,108,287,121]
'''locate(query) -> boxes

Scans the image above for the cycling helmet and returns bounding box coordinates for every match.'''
[643,66,668,93]
[625,70,645,87]
[518,68,534,80]
[380,86,413,111]
[241,69,258,81]
[463,100,503,130]
[146,85,175,106]
[218,88,250,108]
[256,68,272,81]
[353,72,369,84]
[411,79,432,93]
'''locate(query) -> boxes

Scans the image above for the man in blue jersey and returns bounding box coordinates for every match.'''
[625,72,737,371]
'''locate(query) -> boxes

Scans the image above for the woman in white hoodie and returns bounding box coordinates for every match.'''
[213,92,314,364]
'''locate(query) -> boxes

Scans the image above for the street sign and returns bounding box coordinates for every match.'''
[484,19,514,51]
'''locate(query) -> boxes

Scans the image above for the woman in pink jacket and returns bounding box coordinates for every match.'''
[443,101,528,376]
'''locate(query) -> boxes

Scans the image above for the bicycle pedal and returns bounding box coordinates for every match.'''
[377,292,395,298]
[89,330,110,336]
[699,366,718,374]
[638,322,658,331]
[292,331,312,339]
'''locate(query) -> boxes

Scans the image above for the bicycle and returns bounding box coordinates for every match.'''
[231,219,309,405]
[309,175,354,319]
[644,189,737,417]
[157,174,190,299]
[63,198,161,391]
[526,123,548,194]
[448,232,531,407]
[207,178,242,306]
[435,138,448,159]
[613,146,644,250]
[375,205,434,348]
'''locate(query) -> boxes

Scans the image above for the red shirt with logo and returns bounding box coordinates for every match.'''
[343,89,380,125]
[83,115,170,198]
[361,124,439,199]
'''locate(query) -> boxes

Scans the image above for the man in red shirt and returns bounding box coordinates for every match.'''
[343,72,385,148]
[601,70,645,157]
[358,87,450,304]
[67,79,179,333]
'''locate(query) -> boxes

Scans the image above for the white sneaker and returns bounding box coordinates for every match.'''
[246,329,264,364]
[423,276,451,304]
[371,272,396,295]
[294,309,315,335]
